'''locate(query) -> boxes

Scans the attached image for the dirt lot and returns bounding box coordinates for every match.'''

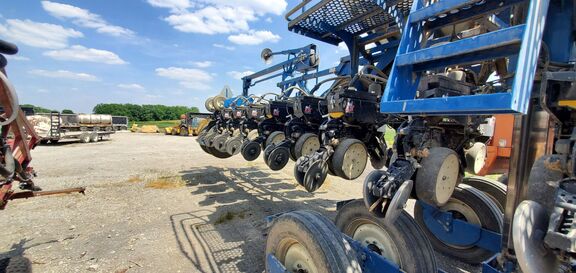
[0,133,477,273]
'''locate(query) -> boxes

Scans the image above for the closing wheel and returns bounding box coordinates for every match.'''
[294,133,320,159]
[265,131,285,148]
[303,160,328,192]
[225,137,243,155]
[335,199,438,273]
[414,185,503,264]
[289,145,297,161]
[266,146,290,171]
[241,141,261,161]
[464,142,487,174]
[332,138,368,180]
[294,161,305,187]
[513,200,559,273]
[363,170,387,218]
[266,210,361,273]
[461,176,507,212]
[415,147,461,207]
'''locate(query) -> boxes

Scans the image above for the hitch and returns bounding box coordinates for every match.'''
[1,186,86,210]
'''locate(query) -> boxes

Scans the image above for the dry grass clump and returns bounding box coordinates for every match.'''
[144,176,185,189]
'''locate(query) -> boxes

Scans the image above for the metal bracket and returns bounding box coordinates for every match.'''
[419,200,502,253]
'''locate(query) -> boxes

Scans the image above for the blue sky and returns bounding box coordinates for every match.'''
[0,0,346,113]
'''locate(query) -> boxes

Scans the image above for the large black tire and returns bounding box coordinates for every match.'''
[526,155,565,213]
[331,138,368,180]
[266,210,361,273]
[461,176,507,212]
[335,199,438,273]
[294,133,320,159]
[415,147,460,206]
[89,132,99,142]
[79,133,90,143]
[414,184,503,264]
[40,139,49,145]
[265,131,285,148]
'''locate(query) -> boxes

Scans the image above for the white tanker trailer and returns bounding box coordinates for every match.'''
[27,112,115,144]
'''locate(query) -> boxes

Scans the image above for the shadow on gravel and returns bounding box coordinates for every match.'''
[0,240,33,273]
[171,166,338,273]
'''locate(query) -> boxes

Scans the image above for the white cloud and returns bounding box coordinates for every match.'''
[0,19,82,49]
[265,17,273,23]
[227,70,254,80]
[155,67,212,90]
[213,43,235,51]
[44,45,127,65]
[165,6,255,34]
[5,55,30,61]
[149,0,287,36]
[228,30,280,45]
[193,61,212,68]
[42,1,134,37]
[147,0,191,12]
[29,69,99,81]
[117,83,144,90]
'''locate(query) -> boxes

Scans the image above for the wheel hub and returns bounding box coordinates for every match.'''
[352,222,401,267]
[283,242,318,273]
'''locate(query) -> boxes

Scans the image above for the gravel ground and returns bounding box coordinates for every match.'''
[0,132,478,273]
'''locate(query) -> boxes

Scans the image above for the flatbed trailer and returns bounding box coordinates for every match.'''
[31,112,114,144]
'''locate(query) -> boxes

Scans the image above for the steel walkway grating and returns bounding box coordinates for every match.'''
[288,0,413,45]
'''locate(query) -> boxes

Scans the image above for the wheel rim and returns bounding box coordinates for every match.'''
[300,136,319,157]
[271,133,285,145]
[435,154,459,205]
[350,220,402,267]
[440,198,481,249]
[280,239,319,273]
[341,143,367,179]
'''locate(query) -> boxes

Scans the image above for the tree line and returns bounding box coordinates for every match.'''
[21,104,74,114]
[92,103,199,121]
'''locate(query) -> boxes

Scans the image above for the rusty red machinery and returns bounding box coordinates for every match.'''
[0,39,84,210]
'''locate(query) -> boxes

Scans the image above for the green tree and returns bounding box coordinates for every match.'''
[61,109,74,114]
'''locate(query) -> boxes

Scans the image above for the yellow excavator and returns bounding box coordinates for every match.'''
[164,112,211,136]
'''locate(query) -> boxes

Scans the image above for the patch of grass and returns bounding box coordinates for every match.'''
[144,176,185,189]
[214,210,246,225]
[129,120,180,129]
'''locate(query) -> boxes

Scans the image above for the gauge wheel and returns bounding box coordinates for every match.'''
[266,210,361,273]
[266,146,290,171]
[207,146,233,159]
[294,133,320,159]
[213,135,229,152]
[225,137,243,155]
[465,142,487,175]
[460,176,507,213]
[414,185,503,264]
[331,138,368,180]
[335,199,438,273]
[241,141,261,161]
[415,147,461,207]
[265,131,285,148]
[302,160,328,192]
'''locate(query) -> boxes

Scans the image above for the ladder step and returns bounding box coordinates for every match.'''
[395,25,524,68]
[409,0,477,23]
